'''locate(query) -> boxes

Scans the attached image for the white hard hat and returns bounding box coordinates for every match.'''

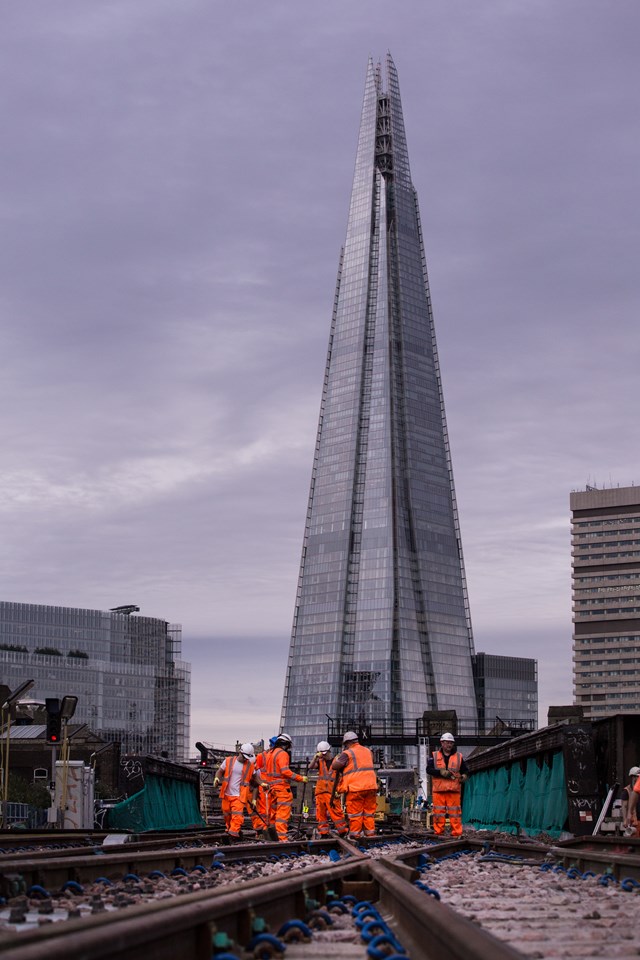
[240,743,256,761]
[629,766,640,777]
[440,732,455,742]
[343,730,358,743]
[277,733,292,745]
[316,741,331,752]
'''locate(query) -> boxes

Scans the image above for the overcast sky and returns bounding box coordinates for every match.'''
[1,1,639,751]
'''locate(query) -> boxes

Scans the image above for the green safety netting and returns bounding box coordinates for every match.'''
[462,751,568,837]
[108,773,204,832]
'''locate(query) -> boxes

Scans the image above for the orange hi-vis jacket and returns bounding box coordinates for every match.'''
[432,750,463,793]
[315,757,336,795]
[340,743,377,793]
[261,747,303,787]
[219,755,256,804]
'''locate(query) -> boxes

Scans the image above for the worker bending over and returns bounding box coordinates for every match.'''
[260,733,307,842]
[213,743,261,840]
[309,741,347,837]
[331,730,377,839]
[427,732,469,837]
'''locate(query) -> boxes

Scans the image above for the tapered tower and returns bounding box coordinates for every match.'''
[281,55,478,759]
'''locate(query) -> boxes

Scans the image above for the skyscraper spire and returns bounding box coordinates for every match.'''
[281,56,478,759]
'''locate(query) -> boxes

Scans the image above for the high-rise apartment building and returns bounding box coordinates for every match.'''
[0,602,191,760]
[280,55,480,759]
[571,485,640,717]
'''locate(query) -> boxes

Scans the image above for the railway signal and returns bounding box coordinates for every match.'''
[45,698,62,744]
[195,741,209,767]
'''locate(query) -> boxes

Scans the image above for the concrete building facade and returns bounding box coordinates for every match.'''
[571,485,640,717]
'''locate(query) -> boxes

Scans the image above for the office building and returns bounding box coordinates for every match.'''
[571,484,640,717]
[472,653,537,733]
[280,55,480,760]
[0,601,190,760]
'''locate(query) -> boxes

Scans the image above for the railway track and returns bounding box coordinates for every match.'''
[0,826,226,855]
[2,832,640,958]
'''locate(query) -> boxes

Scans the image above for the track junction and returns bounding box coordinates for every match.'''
[1,829,640,959]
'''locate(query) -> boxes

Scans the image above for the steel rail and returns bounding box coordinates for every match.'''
[547,843,640,881]
[0,832,224,865]
[0,837,353,893]
[390,834,640,878]
[0,831,408,887]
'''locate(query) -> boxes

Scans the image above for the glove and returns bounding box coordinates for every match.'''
[250,798,258,809]
[213,777,220,788]
[460,774,468,783]
[301,776,308,783]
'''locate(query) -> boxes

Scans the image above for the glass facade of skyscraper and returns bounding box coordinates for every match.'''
[281,56,478,759]
[472,653,538,733]
[0,601,190,760]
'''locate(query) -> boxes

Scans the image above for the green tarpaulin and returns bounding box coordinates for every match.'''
[462,751,568,837]
[108,773,204,832]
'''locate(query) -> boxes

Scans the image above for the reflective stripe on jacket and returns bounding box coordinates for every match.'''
[341,743,377,793]
[315,757,335,795]
[432,750,462,793]
[261,747,301,786]
[219,755,255,804]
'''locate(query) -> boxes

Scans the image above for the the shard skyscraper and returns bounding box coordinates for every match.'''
[281,55,478,759]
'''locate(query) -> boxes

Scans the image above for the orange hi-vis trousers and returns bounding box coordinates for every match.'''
[268,784,294,841]
[221,796,246,838]
[315,791,347,836]
[432,790,462,836]
[345,790,377,838]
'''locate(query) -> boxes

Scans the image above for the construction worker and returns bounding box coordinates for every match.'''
[309,740,348,837]
[253,737,277,838]
[213,743,261,840]
[622,766,640,835]
[260,733,307,842]
[330,730,377,839]
[243,741,269,837]
[427,732,469,837]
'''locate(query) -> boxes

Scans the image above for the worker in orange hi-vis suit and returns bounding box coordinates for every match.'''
[255,736,277,838]
[259,733,307,842]
[213,743,261,840]
[330,731,378,839]
[309,741,348,837]
[427,732,469,837]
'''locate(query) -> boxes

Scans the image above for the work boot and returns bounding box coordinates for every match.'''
[268,826,278,842]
